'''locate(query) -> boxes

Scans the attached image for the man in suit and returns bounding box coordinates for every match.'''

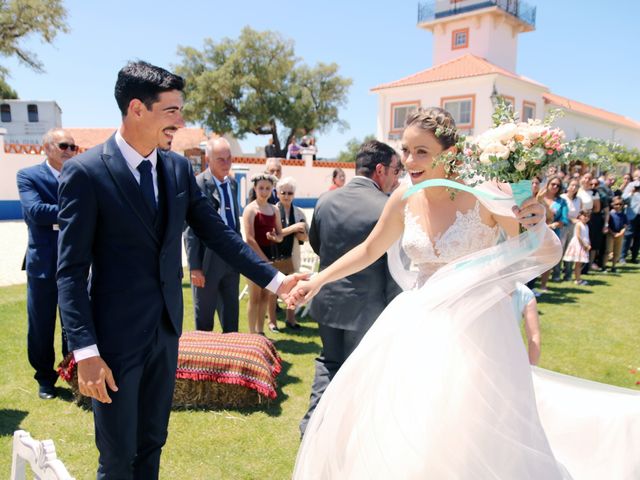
[16,128,78,399]
[184,137,241,332]
[299,140,403,436]
[57,61,303,479]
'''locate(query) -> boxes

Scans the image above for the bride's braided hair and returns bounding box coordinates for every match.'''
[404,107,459,150]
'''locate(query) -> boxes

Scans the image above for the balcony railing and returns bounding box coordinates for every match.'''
[418,0,536,28]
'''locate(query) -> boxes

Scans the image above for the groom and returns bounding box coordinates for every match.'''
[57,61,302,479]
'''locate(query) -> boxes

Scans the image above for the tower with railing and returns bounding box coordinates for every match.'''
[417,0,536,72]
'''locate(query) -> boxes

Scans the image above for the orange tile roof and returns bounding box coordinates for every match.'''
[65,127,209,152]
[542,92,640,131]
[371,54,545,91]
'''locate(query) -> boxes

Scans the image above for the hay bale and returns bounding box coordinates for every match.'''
[58,332,281,410]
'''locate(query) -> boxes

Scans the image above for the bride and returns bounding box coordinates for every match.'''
[289,108,640,479]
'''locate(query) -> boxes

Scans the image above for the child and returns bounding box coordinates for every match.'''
[606,196,628,272]
[563,210,591,285]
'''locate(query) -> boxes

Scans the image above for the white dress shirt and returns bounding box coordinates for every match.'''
[212,174,237,227]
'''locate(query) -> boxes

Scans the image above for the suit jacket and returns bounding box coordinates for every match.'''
[184,170,241,273]
[57,135,277,355]
[16,161,60,279]
[309,177,401,332]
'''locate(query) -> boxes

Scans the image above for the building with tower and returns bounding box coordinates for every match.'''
[372,0,640,151]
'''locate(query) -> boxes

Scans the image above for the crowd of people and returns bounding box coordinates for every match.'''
[527,166,640,295]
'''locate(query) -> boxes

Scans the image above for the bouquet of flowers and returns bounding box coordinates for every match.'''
[441,99,566,205]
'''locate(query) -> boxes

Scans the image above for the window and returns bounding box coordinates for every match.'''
[499,95,515,109]
[390,101,420,132]
[522,101,536,121]
[441,95,475,129]
[27,104,39,122]
[452,28,469,50]
[0,104,10,122]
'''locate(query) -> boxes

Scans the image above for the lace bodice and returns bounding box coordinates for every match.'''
[401,201,499,286]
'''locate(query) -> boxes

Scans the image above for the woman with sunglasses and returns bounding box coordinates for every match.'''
[267,177,308,330]
[536,175,569,290]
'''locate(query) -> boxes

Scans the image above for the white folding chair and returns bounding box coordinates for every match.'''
[11,430,74,480]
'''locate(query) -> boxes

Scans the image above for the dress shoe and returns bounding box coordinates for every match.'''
[38,385,56,400]
[286,322,302,330]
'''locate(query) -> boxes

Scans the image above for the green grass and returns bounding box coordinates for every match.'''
[1,266,638,478]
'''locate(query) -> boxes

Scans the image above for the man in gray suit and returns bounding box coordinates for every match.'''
[299,140,403,436]
[184,137,242,332]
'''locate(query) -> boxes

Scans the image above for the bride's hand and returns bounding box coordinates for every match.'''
[286,277,321,308]
[513,197,545,229]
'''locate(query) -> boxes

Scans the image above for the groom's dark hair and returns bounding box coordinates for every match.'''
[114,60,185,116]
[356,140,397,178]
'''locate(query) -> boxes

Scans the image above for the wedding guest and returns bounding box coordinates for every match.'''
[307,137,317,160]
[620,180,640,264]
[16,127,76,399]
[606,196,627,272]
[265,137,279,158]
[299,140,402,437]
[577,172,601,273]
[269,176,309,329]
[287,138,302,159]
[512,283,540,366]
[243,174,283,335]
[560,178,582,280]
[248,157,282,204]
[563,210,591,285]
[536,175,568,289]
[587,176,607,271]
[329,167,346,191]
[616,173,631,197]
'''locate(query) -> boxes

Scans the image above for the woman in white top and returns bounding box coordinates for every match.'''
[560,178,582,280]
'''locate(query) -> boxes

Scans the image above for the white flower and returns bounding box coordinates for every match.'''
[479,142,510,164]
[476,123,517,149]
[515,160,527,171]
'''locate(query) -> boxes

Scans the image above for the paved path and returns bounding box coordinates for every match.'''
[0,221,27,286]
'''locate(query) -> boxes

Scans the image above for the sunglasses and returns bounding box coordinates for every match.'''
[58,142,78,152]
[386,164,403,175]
[279,191,294,195]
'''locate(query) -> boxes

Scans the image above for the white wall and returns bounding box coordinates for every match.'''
[0,100,62,144]
[431,13,519,72]
[549,109,640,149]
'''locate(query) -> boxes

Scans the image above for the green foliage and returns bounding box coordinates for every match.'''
[561,137,626,172]
[336,134,375,163]
[175,27,352,155]
[612,146,640,166]
[0,74,17,98]
[0,0,69,71]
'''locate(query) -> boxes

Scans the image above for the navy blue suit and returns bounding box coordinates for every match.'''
[16,161,68,388]
[57,135,277,479]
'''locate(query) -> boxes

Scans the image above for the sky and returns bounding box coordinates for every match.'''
[4,0,639,157]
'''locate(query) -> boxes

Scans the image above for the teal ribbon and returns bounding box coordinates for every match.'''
[402,179,512,201]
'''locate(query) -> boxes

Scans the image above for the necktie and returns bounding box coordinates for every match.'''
[219,181,236,230]
[137,159,156,214]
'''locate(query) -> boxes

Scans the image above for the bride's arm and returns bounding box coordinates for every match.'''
[288,187,406,305]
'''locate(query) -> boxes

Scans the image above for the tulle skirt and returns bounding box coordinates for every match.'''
[294,225,640,479]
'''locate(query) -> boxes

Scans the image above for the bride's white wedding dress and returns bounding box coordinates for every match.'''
[294,200,640,479]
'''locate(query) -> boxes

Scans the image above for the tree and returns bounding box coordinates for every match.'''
[175,27,352,155]
[336,135,376,163]
[0,0,70,96]
[0,75,17,98]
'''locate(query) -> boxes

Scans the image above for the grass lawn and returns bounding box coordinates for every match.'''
[1,264,638,478]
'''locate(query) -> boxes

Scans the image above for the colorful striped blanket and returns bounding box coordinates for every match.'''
[176,331,282,399]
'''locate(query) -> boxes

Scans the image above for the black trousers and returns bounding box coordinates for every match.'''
[299,323,369,437]
[26,275,68,387]
[94,316,178,480]
[192,264,239,333]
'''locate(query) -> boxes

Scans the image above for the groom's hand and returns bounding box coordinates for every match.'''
[77,356,118,404]
[276,272,310,308]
